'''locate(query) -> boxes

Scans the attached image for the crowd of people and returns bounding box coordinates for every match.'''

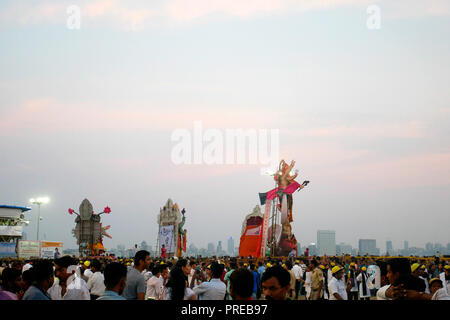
[1,252,449,300]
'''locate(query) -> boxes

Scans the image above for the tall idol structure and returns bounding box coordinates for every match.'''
[238,159,309,258]
[157,199,187,258]
[69,199,112,257]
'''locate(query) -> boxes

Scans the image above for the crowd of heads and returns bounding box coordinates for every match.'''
[1,252,449,300]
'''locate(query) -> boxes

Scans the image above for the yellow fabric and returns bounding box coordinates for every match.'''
[84,261,90,267]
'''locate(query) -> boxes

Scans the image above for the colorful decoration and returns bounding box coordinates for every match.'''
[259,159,309,257]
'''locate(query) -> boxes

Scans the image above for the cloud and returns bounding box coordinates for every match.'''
[339,152,450,188]
[1,0,448,30]
[300,122,427,139]
[0,98,283,135]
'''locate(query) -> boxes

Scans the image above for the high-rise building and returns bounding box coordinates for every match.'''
[317,230,336,256]
[207,242,215,255]
[359,239,377,255]
[140,241,149,251]
[386,241,393,254]
[336,243,352,255]
[217,241,223,254]
[227,237,235,256]
[404,241,409,250]
[308,243,318,256]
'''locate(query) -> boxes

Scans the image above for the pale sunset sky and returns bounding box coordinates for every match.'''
[1,0,449,251]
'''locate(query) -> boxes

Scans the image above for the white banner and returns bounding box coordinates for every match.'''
[245,225,261,236]
[0,225,23,236]
[159,225,175,254]
[18,240,40,259]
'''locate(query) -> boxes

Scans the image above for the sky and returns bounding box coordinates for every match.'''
[1,0,449,252]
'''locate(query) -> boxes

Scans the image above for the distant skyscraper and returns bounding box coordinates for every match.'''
[386,241,393,254]
[140,241,149,251]
[317,230,336,256]
[404,241,409,250]
[336,243,352,255]
[308,243,318,256]
[207,242,215,255]
[359,239,377,255]
[227,237,234,256]
[217,241,223,254]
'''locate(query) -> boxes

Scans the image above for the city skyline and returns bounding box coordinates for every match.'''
[62,235,450,256]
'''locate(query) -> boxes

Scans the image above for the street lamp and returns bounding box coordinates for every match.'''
[30,197,50,241]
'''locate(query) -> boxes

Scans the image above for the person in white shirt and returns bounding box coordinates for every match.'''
[291,260,303,300]
[86,259,105,300]
[145,265,163,300]
[439,265,450,295]
[356,267,371,300]
[430,278,450,300]
[80,261,93,282]
[328,266,351,300]
[49,256,90,300]
[304,265,312,300]
[327,263,334,284]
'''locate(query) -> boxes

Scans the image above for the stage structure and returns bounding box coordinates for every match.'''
[157,199,187,258]
[0,205,31,256]
[69,199,112,257]
[249,159,309,257]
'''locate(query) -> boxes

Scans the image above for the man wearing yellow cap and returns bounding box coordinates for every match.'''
[411,263,429,294]
[356,267,371,300]
[79,260,93,282]
[328,266,350,300]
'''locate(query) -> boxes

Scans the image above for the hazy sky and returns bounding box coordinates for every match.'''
[1,0,449,252]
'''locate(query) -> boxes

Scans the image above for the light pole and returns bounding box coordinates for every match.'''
[30,197,49,241]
